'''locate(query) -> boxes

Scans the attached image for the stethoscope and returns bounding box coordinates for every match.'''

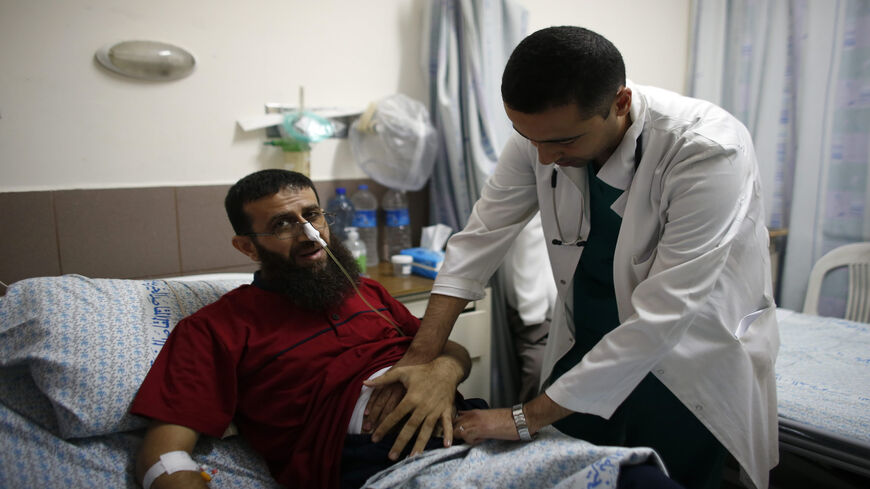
[550,133,643,247]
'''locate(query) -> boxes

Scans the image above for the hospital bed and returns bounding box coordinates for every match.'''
[774,309,870,480]
[0,274,662,488]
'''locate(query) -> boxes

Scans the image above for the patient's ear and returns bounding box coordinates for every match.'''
[232,236,260,262]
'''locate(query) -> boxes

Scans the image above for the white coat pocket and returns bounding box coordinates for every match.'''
[629,248,657,280]
[735,308,766,339]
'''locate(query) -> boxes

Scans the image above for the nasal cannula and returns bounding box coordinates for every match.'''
[302,221,405,336]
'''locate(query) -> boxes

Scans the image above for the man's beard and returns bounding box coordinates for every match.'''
[255,237,361,311]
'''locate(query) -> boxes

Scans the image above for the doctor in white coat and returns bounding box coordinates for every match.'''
[367,26,779,489]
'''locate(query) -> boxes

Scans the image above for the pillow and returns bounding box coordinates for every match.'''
[0,274,249,439]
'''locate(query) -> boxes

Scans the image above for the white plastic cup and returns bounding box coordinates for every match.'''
[391,254,413,276]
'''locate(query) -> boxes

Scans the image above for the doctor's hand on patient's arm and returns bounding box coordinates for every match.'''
[136,421,207,489]
[454,393,573,445]
[364,340,471,460]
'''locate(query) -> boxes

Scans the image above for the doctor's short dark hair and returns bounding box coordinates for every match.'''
[502,26,626,119]
[225,169,320,235]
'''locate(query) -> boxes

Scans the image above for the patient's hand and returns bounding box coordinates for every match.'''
[364,357,463,460]
[453,408,517,444]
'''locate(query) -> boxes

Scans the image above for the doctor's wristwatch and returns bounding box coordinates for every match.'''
[512,403,533,441]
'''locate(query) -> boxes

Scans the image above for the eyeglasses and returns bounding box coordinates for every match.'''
[245,209,336,240]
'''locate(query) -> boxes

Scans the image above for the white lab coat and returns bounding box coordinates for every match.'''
[432,83,779,489]
[502,213,557,326]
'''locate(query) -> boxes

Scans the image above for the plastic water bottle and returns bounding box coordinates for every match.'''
[325,187,355,242]
[382,188,412,259]
[350,184,379,266]
[342,226,367,274]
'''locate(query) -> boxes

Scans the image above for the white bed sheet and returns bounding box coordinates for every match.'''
[0,398,664,489]
[775,309,870,443]
[0,273,667,488]
[774,308,870,477]
[0,400,281,488]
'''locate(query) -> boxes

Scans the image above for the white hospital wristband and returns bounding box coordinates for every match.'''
[143,451,201,489]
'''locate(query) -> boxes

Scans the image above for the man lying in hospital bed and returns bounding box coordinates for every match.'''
[130,169,682,489]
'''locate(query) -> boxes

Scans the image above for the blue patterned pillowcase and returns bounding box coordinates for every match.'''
[0,274,247,439]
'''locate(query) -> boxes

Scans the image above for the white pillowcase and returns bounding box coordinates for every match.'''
[0,274,248,439]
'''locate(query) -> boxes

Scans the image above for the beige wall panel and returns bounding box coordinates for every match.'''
[54,188,180,279]
[0,191,61,286]
[176,185,251,273]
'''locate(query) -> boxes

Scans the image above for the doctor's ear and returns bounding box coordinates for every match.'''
[232,235,261,262]
[614,87,632,117]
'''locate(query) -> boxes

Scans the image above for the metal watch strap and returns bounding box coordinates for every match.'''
[512,403,532,441]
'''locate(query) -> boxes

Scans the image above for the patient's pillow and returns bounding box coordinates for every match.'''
[0,274,249,439]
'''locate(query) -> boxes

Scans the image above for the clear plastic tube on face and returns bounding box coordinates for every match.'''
[300,219,404,336]
[302,221,328,247]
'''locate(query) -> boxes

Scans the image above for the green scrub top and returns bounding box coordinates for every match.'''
[551,162,623,380]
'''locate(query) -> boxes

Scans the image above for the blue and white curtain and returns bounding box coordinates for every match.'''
[689,0,870,315]
[422,0,528,406]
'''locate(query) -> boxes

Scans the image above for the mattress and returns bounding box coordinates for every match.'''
[774,309,870,476]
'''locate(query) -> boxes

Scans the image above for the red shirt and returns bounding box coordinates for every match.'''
[130,277,420,489]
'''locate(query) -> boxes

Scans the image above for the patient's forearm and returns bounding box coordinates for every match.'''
[136,421,207,489]
[403,293,469,364]
[148,471,209,489]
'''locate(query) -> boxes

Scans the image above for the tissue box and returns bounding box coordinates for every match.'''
[399,248,444,279]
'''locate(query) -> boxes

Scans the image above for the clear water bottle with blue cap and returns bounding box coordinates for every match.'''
[325,187,355,242]
[351,184,379,266]
[382,188,412,259]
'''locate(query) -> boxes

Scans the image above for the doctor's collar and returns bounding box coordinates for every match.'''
[594,82,646,190]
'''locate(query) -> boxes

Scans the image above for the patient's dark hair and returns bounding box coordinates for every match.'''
[225,169,320,235]
[501,26,625,119]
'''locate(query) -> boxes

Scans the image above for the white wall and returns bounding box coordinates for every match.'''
[0,0,690,192]
[521,0,691,94]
